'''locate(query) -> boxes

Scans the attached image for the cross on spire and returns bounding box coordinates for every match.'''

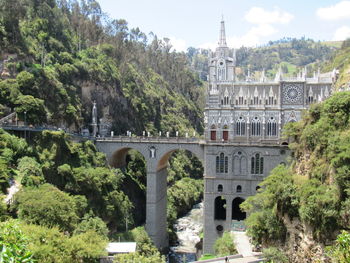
[219,17,227,47]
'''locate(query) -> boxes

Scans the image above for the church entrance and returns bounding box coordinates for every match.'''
[232,197,246,220]
[214,196,226,220]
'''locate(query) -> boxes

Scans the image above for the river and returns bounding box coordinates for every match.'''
[168,202,204,263]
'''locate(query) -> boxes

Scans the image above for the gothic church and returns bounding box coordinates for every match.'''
[202,19,334,252]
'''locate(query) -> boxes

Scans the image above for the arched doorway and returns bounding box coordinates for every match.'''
[214,196,226,220]
[232,197,246,220]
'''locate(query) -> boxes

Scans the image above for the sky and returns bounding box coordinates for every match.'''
[97,0,350,51]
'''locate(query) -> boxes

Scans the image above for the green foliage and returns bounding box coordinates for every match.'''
[213,232,237,257]
[199,254,216,260]
[263,247,288,263]
[21,223,107,263]
[114,252,165,263]
[328,231,350,263]
[15,184,79,232]
[74,213,108,238]
[115,227,164,260]
[15,95,47,125]
[0,129,29,193]
[0,220,35,263]
[18,156,44,187]
[244,91,350,257]
[0,195,8,221]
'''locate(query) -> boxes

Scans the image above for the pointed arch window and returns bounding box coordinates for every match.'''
[267,117,277,136]
[308,95,314,104]
[236,185,242,193]
[251,117,261,136]
[251,153,264,174]
[239,97,244,105]
[253,96,259,105]
[236,117,246,136]
[269,96,274,105]
[216,153,228,174]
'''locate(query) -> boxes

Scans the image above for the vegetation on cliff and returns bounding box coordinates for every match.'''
[242,91,350,262]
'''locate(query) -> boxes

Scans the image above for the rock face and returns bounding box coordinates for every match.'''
[282,215,330,263]
[173,202,203,253]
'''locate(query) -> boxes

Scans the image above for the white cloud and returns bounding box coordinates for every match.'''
[333,26,350,40]
[245,7,294,25]
[317,1,350,21]
[200,24,277,49]
[200,6,292,49]
[168,36,187,52]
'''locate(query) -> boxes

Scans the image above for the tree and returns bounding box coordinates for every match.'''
[18,156,45,187]
[15,95,47,125]
[213,232,237,257]
[0,220,35,263]
[15,183,79,232]
[21,223,108,263]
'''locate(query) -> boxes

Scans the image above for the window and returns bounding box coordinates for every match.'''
[267,117,277,136]
[218,184,223,192]
[222,130,228,141]
[268,96,274,105]
[236,185,242,193]
[251,117,261,136]
[216,153,228,174]
[236,117,246,136]
[211,130,216,140]
[216,156,220,173]
[308,95,314,104]
[253,96,259,105]
[239,97,244,105]
[251,153,264,174]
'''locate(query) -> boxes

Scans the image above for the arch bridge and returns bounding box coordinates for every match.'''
[95,136,205,249]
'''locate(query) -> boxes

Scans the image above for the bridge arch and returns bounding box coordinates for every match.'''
[110,147,146,168]
[156,146,204,172]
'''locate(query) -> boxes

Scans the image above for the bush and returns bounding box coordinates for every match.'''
[0,220,34,263]
[214,232,237,257]
[327,231,350,263]
[263,247,288,263]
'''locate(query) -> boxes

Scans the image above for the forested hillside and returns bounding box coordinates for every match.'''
[324,39,350,91]
[188,38,337,81]
[0,0,206,262]
[242,91,350,262]
[0,0,204,135]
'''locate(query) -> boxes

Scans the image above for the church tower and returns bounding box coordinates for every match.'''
[208,19,235,95]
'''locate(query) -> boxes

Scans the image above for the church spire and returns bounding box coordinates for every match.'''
[219,17,227,47]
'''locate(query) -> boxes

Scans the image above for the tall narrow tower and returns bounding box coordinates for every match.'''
[219,18,227,47]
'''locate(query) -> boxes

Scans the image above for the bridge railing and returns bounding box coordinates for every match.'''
[95,136,204,144]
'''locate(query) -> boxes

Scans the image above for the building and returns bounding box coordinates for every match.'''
[202,19,334,253]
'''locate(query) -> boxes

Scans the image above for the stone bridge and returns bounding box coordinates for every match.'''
[95,136,205,249]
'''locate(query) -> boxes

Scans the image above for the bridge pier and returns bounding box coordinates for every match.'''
[146,166,168,250]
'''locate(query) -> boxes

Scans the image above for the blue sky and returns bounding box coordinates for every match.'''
[97,0,350,51]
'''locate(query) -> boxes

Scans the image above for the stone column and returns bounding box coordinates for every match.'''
[145,166,168,250]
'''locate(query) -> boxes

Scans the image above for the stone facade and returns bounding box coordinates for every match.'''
[202,19,333,253]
